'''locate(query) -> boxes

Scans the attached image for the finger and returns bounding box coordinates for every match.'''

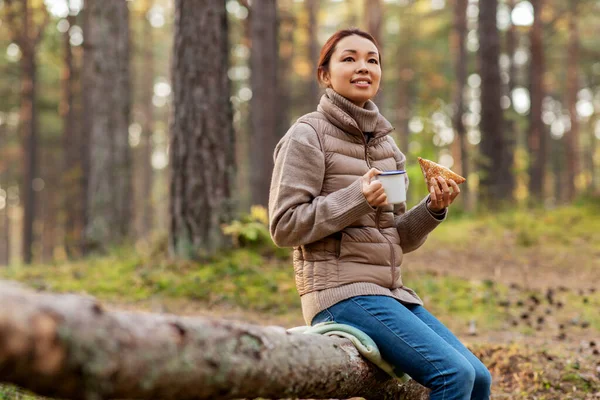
[431,178,443,200]
[373,188,385,198]
[369,180,384,191]
[449,179,460,201]
[373,192,388,206]
[365,168,382,180]
[429,185,438,203]
[437,176,451,201]
[365,184,385,201]
[366,186,385,203]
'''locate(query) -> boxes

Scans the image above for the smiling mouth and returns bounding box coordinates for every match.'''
[352,80,371,88]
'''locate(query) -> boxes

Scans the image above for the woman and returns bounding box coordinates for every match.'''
[268,28,492,400]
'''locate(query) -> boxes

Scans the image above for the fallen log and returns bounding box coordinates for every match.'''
[0,280,429,400]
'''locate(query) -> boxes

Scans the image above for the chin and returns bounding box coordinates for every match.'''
[353,95,373,106]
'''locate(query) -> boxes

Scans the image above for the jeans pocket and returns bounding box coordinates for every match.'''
[311,308,335,325]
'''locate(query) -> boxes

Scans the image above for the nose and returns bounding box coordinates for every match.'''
[355,60,368,73]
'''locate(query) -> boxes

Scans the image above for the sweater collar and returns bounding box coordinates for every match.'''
[317,88,393,139]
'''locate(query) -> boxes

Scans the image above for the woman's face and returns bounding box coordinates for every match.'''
[321,35,381,108]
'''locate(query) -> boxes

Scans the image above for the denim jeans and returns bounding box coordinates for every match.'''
[312,295,492,400]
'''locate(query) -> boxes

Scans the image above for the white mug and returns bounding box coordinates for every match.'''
[375,170,407,204]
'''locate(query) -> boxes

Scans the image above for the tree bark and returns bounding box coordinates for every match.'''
[169,0,235,258]
[306,0,320,110]
[80,1,93,255]
[249,0,279,208]
[364,0,383,46]
[0,280,429,400]
[528,0,547,200]
[62,1,83,258]
[0,199,8,266]
[451,0,470,208]
[564,0,580,202]
[19,45,38,265]
[85,0,131,250]
[40,149,57,262]
[364,0,384,106]
[139,0,155,238]
[395,2,415,161]
[478,0,509,205]
[2,0,49,263]
[501,0,516,201]
[591,115,598,194]
[277,11,295,147]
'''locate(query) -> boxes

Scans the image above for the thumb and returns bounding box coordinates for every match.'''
[363,167,381,183]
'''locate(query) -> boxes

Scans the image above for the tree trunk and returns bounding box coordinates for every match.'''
[501,0,516,202]
[139,0,155,238]
[364,0,384,106]
[478,0,509,205]
[19,49,38,264]
[395,4,415,204]
[80,2,93,255]
[277,11,294,146]
[527,0,547,200]
[591,116,598,194]
[2,0,49,264]
[306,0,320,110]
[169,0,235,258]
[85,0,131,250]
[551,135,565,202]
[451,0,470,208]
[0,202,8,266]
[62,3,82,257]
[364,0,383,46]
[564,0,580,202]
[249,1,279,208]
[40,148,58,262]
[0,280,429,400]
[0,121,7,265]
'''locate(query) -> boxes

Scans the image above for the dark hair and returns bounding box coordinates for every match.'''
[317,28,382,87]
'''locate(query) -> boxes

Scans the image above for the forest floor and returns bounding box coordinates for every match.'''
[1,201,600,399]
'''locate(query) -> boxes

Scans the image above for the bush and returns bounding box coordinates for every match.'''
[222,206,288,259]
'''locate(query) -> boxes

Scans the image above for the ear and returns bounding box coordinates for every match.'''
[319,68,331,87]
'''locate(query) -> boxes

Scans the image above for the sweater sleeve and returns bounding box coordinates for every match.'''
[388,138,446,254]
[269,123,374,248]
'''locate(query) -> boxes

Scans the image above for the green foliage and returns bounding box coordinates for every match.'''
[0,246,298,315]
[405,271,506,331]
[432,200,600,250]
[221,206,288,259]
[0,385,40,400]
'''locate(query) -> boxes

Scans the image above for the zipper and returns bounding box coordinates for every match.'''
[363,126,397,288]
[375,207,396,287]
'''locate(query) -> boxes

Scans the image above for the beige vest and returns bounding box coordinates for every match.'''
[292,109,408,295]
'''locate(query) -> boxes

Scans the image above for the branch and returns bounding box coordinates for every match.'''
[0,280,429,400]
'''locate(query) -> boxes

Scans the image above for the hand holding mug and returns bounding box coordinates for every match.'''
[361,168,388,207]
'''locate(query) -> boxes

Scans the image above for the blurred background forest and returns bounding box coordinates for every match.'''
[0,0,598,265]
[0,1,600,398]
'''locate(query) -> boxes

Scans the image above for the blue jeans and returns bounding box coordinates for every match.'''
[312,295,492,400]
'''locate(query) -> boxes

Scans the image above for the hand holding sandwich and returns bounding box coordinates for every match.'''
[418,157,465,212]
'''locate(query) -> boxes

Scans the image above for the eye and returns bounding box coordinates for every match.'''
[343,57,354,62]
[369,59,379,64]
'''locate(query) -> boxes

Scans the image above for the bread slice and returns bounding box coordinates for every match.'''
[417,157,466,185]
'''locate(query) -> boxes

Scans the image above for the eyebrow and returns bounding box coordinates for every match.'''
[340,49,379,56]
